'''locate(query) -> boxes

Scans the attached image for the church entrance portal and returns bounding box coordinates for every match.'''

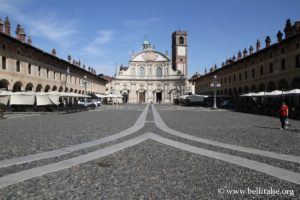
[138,92,145,103]
[122,93,128,104]
[156,92,162,103]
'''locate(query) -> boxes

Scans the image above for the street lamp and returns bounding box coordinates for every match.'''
[210,75,221,109]
[82,75,88,106]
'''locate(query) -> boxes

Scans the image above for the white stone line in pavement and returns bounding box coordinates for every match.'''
[5,114,41,119]
[149,133,300,185]
[0,133,152,189]
[1,132,300,189]
[151,104,300,164]
[0,104,149,169]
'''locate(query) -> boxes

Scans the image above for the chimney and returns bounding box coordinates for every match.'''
[19,28,26,42]
[284,19,292,38]
[265,36,271,48]
[249,46,253,55]
[294,21,300,34]
[0,18,3,33]
[4,16,10,36]
[277,31,283,42]
[237,50,242,60]
[27,36,32,45]
[15,24,21,40]
[232,55,236,61]
[51,48,56,56]
[243,48,248,58]
[67,55,71,63]
[256,39,261,51]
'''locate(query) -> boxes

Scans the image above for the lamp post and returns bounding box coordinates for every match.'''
[210,75,221,109]
[82,75,88,106]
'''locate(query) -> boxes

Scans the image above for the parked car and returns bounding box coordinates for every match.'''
[221,100,234,109]
[90,99,101,107]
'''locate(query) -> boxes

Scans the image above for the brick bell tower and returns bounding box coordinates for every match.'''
[172,31,188,77]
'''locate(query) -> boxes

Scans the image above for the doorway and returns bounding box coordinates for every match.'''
[139,92,145,103]
[156,92,162,103]
[122,93,128,104]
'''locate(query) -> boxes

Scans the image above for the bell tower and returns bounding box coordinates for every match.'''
[172,31,188,77]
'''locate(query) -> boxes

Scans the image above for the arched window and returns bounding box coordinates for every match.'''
[179,37,184,44]
[139,67,145,77]
[156,67,162,77]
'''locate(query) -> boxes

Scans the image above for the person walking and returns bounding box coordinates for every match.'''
[279,102,289,130]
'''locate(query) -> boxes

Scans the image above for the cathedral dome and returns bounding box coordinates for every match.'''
[143,40,150,45]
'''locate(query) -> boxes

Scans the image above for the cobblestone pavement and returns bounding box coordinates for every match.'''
[0,104,299,199]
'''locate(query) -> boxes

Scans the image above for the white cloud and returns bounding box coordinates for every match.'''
[0,0,77,49]
[82,30,114,55]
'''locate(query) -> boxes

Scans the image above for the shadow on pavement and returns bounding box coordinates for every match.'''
[253,126,300,133]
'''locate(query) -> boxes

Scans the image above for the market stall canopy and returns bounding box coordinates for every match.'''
[285,89,300,94]
[95,94,106,98]
[105,94,122,98]
[266,90,286,96]
[10,92,36,105]
[240,93,256,97]
[0,91,13,105]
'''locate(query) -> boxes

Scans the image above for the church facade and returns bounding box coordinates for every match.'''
[110,31,189,103]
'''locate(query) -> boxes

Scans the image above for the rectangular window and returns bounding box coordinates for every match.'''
[229,76,231,83]
[239,73,241,81]
[245,71,247,80]
[233,74,236,82]
[2,57,6,70]
[281,59,285,70]
[47,69,49,78]
[16,61,20,72]
[269,63,273,73]
[38,66,41,76]
[260,66,263,75]
[28,64,31,74]
[252,69,255,78]
[296,55,300,68]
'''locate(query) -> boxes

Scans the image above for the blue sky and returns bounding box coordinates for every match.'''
[0,0,299,77]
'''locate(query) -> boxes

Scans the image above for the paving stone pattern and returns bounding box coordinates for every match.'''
[0,104,299,199]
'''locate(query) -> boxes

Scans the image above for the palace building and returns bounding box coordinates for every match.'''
[193,19,300,98]
[110,31,189,103]
[0,16,107,94]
